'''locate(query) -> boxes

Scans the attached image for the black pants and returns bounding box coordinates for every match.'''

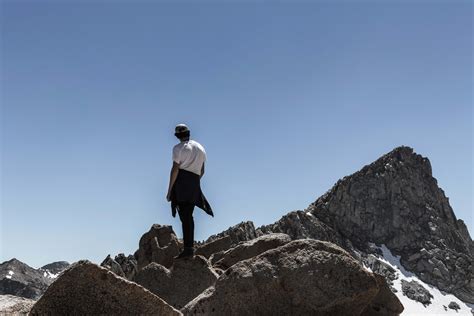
[177,202,195,248]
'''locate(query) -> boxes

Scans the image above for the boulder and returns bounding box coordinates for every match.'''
[0,294,35,315]
[135,255,219,309]
[209,250,226,265]
[401,279,433,306]
[182,239,379,315]
[448,301,460,311]
[134,224,181,270]
[361,274,404,315]
[256,210,345,247]
[214,233,291,270]
[195,235,232,258]
[29,260,181,315]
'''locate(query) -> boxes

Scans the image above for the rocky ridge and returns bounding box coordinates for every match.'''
[2,145,472,315]
[0,259,69,300]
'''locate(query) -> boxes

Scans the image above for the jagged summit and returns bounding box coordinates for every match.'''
[304,145,473,303]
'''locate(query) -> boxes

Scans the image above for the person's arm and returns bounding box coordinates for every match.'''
[167,161,180,201]
[200,162,205,179]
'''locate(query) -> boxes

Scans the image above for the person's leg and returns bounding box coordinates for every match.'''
[177,202,195,250]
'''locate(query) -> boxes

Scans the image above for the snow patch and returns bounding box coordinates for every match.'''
[44,270,59,279]
[5,271,14,279]
[374,244,472,315]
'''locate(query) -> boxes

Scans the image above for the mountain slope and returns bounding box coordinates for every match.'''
[0,259,70,300]
[304,146,473,303]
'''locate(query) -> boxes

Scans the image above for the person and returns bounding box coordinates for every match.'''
[166,123,213,259]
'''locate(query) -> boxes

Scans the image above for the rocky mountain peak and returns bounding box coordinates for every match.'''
[305,146,473,303]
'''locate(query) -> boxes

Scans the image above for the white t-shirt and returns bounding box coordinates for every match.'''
[172,139,207,176]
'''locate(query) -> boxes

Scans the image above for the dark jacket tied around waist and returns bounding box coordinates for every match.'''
[170,169,214,217]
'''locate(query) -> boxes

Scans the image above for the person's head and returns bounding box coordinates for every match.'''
[174,123,190,141]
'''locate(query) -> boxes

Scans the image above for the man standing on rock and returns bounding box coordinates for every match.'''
[167,123,214,259]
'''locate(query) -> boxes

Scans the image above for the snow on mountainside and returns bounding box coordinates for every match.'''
[0,259,70,299]
[365,244,473,315]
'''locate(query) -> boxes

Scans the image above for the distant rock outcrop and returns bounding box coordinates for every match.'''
[100,253,137,280]
[182,239,394,316]
[135,256,219,309]
[306,146,473,303]
[29,260,181,315]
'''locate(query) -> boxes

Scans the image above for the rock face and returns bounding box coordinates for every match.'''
[306,146,474,303]
[101,253,137,280]
[29,260,182,315]
[182,239,381,316]
[0,259,51,299]
[0,294,36,315]
[134,224,182,270]
[214,233,292,270]
[135,255,218,310]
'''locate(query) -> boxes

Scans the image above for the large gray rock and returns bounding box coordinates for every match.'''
[256,210,345,247]
[306,146,474,303]
[0,294,36,315]
[134,224,181,270]
[29,260,181,315]
[214,233,292,270]
[135,255,219,310]
[182,239,379,316]
[195,235,232,258]
[401,279,433,306]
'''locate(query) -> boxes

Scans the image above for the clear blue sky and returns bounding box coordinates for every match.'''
[1,1,472,268]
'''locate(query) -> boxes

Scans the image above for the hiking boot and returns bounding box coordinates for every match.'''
[174,247,194,259]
